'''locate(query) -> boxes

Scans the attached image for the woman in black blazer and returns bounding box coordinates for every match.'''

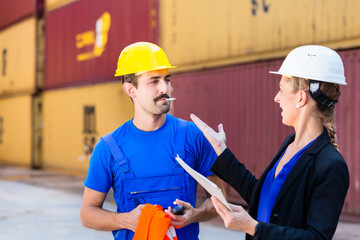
[190,45,349,240]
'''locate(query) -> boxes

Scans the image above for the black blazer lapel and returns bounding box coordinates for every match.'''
[273,153,313,207]
[273,127,331,207]
[249,133,295,218]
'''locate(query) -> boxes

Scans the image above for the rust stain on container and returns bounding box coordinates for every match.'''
[172,48,360,219]
[45,0,159,90]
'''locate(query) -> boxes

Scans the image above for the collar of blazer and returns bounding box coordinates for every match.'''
[252,127,331,214]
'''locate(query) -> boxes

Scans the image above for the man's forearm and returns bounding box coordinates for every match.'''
[193,174,225,222]
[80,204,131,231]
[192,197,218,222]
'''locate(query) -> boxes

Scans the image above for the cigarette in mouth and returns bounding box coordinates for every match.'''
[165,98,176,101]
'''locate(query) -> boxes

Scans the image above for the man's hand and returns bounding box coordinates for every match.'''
[124,204,145,232]
[164,199,199,228]
[81,187,145,232]
[163,175,225,228]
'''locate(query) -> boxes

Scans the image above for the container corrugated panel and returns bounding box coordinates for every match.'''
[0,0,40,30]
[46,0,78,12]
[172,48,360,219]
[45,0,158,90]
[160,0,360,70]
[0,17,37,96]
[0,95,32,166]
[337,48,360,220]
[171,60,291,204]
[43,83,133,173]
[172,60,291,178]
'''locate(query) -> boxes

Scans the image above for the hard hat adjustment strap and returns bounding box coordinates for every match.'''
[308,80,338,107]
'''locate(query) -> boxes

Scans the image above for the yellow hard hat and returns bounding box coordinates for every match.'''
[114,42,177,77]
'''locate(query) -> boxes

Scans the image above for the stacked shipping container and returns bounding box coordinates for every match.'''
[0,0,359,221]
[159,0,360,71]
[0,18,38,95]
[43,0,158,171]
[337,49,360,220]
[0,0,43,167]
[161,0,360,221]
[171,50,360,220]
[45,0,158,89]
[42,83,133,172]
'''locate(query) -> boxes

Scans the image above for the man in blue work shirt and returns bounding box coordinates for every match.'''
[80,42,223,240]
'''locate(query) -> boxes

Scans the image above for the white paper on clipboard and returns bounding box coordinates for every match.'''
[175,154,233,212]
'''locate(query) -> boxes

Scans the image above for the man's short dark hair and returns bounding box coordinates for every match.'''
[122,73,139,88]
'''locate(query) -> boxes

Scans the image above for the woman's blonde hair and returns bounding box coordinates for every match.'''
[290,77,341,150]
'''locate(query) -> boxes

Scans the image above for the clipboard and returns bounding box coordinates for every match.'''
[175,154,233,212]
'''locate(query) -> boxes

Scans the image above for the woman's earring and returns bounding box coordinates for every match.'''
[296,104,300,109]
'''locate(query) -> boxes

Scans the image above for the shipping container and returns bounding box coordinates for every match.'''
[172,59,288,205]
[46,0,78,12]
[45,0,158,90]
[42,82,133,173]
[172,48,360,220]
[337,49,360,221]
[0,0,42,30]
[0,17,37,96]
[0,95,33,166]
[172,60,287,179]
[160,0,360,72]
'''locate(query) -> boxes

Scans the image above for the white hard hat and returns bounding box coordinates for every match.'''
[270,45,346,85]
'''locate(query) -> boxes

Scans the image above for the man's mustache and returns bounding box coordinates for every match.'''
[154,94,170,102]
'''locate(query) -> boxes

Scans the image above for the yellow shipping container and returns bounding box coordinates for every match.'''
[0,17,37,95]
[42,82,134,173]
[160,0,360,71]
[46,0,78,12]
[0,95,32,166]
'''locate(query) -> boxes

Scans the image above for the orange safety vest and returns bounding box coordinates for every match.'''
[133,204,178,240]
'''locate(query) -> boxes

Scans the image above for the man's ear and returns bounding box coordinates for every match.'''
[123,82,136,99]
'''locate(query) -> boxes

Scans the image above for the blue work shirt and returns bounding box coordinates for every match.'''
[257,139,315,223]
[84,114,217,240]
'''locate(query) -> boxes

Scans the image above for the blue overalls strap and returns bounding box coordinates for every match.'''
[102,133,134,178]
[174,119,187,159]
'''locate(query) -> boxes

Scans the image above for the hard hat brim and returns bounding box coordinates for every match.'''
[115,65,177,77]
[269,70,347,85]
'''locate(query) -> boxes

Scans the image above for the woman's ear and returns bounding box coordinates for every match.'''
[123,82,136,99]
[298,90,308,107]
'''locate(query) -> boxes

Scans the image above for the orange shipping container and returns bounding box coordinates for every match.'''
[0,17,37,96]
[0,95,33,166]
[160,0,360,71]
[42,82,133,173]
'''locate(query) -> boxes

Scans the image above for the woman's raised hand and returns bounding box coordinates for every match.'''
[190,114,227,156]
